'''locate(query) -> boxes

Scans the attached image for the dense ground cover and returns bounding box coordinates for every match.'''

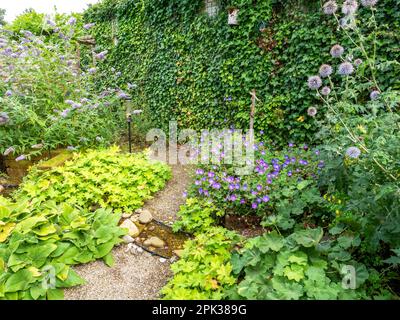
[0,148,171,299]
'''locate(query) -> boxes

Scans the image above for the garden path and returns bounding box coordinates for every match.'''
[64,164,191,300]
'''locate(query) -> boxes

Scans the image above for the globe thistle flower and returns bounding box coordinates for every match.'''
[361,0,378,7]
[307,107,318,117]
[330,44,344,58]
[3,147,15,156]
[319,64,333,78]
[346,146,361,158]
[370,90,380,100]
[321,86,331,96]
[338,62,354,75]
[342,0,358,15]
[354,58,363,67]
[307,76,322,90]
[323,1,338,15]
[15,155,27,162]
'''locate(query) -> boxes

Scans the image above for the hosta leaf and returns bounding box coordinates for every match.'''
[5,269,35,293]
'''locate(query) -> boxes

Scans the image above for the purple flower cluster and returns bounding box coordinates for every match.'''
[191,143,323,211]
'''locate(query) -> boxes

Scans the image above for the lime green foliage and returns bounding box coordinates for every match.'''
[36,151,74,170]
[0,197,126,300]
[15,147,172,213]
[162,227,240,300]
[229,228,369,300]
[173,198,224,234]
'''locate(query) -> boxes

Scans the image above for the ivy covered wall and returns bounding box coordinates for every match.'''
[84,0,400,143]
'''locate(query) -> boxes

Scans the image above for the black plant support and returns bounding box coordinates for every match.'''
[127,114,132,154]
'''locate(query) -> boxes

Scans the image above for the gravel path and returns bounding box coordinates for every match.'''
[64,164,191,300]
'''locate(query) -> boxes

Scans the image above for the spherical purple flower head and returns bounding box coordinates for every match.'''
[330,44,344,58]
[307,107,318,117]
[88,67,97,74]
[319,64,333,78]
[370,90,380,100]
[15,155,26,162]
[95,50,108,61]
[3,146,15,156]
[320,86,331,96]
[354,58,363,67]
[323,1,338,14]
[361,0,378,7]
[68,17,77,26]
[83,23,95,30]
[5,90,12,96]
[342,0,358,15]
[346,146,361,158]
[0,112,10,125]
[307,76,322,90]
[338,62,354,76]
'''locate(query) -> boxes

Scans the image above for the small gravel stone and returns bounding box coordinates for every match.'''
[159,258,167,263]
[122,235,135,244]
[138,209,153,224]
[120,219,140,237]
[144,236,165,248]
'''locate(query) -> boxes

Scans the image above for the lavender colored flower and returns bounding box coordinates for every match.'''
[83,23,95,30]
[95,50,108,60]
[307,76,322,90]
[361,0,378,7]
[338,62,354,76]
[323,1,338,15]
[287,171,293,177]
[0,112,10,125]
[342,0,358,15]
[68,17,77,26]
[60,109,70,118]
[251,203,258,209]
[5,90,12,97]
[320,86,331,96]
[346,146,361,158]
[3,147,15,156]
[370,90,380,100]
[196,168,204,175]
[88,67,97,74]
[307,107,318,117]
[330,44,344,58]
[262,195,270,203]
[319,64,333,78]
[117,91,130,100]
[15,155,26,162]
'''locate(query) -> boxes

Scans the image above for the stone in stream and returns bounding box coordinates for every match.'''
[138,209,153,224]
[120,219,140,237]
[143,236,165,248]
[122,212,133,219]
